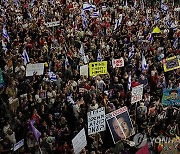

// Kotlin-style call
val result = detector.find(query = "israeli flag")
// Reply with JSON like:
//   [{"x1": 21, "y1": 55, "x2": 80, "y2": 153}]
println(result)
[
  {"x1": 2, "y1": 25, "x2": 10, "y2": 42},
  {"x1": 161, "y1": 3, "x2": 168, "y2": 13},
  {"x1": 81, "y1": 10, "x2": 88, "y2": 29},
  {"x1": 125, "y1": 0, "x2": 128, "y2": 7},
  {"x1": 134, "y1": 0, "x2": 137, "y2": 9},
  {"x1": 97, "y1": 49, "x2": 102, "y2": 61},
  {"x1": 173, "y1": 38, "x2": 178, "y2": 49},
  {"x1": 148, "y1": 33, "x2": 153, "y2": 43},
  {"x1": 30, "y1": 0, "x2": 34, "y2": 6},
  {"x1": 83, "y1": 2, "x2": 96, "y2": 11},
  {"x1": 22, "y1": 49, "x2": 30, "y2": 65},
  {"x1": 3, "y1": 0, "x2": 8, "y2": 6},
  {"x1": 128, "y1": 73, "x2": 131, "y2": 90},
  {"x1": 141, "y1": 0, "x2": 145, "y2": 10},
  {"x1": 145, "y1": 18, "x2": 149, "y2": 26},
  {"x1": 14, "y1": 0, "x2": 19, "y2": 7},
  {"x1": 114, "y1": 14, "x2": 122, "y2": 30},
  {"x1": 154, "y1": 12, "x2": 160, "y2": 23},
  {"x1": 128, "y1": 45, "x2": 135, "y2": 59},
  {"x1": 2, "y1": 40, "x2": 7, "y2": 54},
  {"x1": 65, "y1": 56, "x2": 69, "y2": 69},
  {"x1": 79, "y1": 43, "x2": 85, "y2": 57},
  {"x1": 90, "y1": 11, "x2": 99, "y2": 18},
  {"x1": 142, "y1": 53, "x2": 148, "y2": 71},
  {"x1": 48, "y1": 71, "x2": 57, "y2": 81}
]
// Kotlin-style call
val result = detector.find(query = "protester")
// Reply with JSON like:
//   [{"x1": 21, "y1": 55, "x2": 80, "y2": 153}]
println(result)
[{"x1": 0, "y1": 0, "x2": 179, "y2": 153}]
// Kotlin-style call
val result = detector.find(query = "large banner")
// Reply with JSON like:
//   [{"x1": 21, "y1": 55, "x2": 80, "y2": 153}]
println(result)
[
  {"x1": 106, "y1": 106, "x2": 135, "y2": 144},
  {"x1": 87, "y1": 107, "x2": 106, "y2": 135},
  {"x1": 72, "y1": 128, "x2": 87, "y2": 154},
  {"x1": 163, "y1": 56, "x2": 180, "y2": 72},
  {"x1": 112, "y1": 58, "x2": 124, "y2": 68},
  {"x1": 26, "y1": 63, "x2": 44, "y2": 76},
  {"x1": 80, "y1": 65, "x2": 88, "y2": 77},
  {"x1": 89, "y1": 61, "x2": 107, "y2": 76},
  {"x1": 131, "y1": 84, "x2": 143, "y2": 104},
  {"x1": 162, "y1": 89, "x2": 180, "y2": 106}
]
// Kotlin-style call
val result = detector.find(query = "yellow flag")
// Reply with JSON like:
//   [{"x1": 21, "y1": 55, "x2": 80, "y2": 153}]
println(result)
[{"x1": 152, "y1": 26, "x2": 161, "y2": 33}]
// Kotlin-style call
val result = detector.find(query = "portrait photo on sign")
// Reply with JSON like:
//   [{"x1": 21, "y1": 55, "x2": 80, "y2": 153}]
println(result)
[
  {"x1": 106, "y1": 117, "x2": 126, "y2": 144},
  {"x1": 115, "y1": 111, "x2": 135, "y2": 139}
]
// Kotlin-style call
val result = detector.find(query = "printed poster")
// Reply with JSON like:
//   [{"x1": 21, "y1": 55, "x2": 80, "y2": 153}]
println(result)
[
  {"x1": 80, "y1": 65, "x2": 88, "y2": 77},
  {"x1": 131, "y1": 84, "x2": 143, "y2": 104},
  {"x1": 162, "y1": 89, "x2": 180, "y2": 106},
  {"x1": 26, "y1": 63, "x2": 44, "y2": 76},
  {"x1": 89, "y1": 61, "x2": 107, "y2": 77},
  {"x1": 112, "y1": 58, "x2": 124, "y2": 68},
  {"x1": 106, "y1": 106, "x2": 135, "y2": 144},
  {"x1": 87, "y1": 107, "x2": 106, "y2": 135},
  {"x1": 163, "y1": 56, "x2": 180, "y2": 72},
  {"x1": 72, "y1": 128, "x2": 87, "y2": 154}
]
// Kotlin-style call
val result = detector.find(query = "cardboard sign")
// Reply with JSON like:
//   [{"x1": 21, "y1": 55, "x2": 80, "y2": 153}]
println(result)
[
  {"x1": 89, "y1": 61, "x2": 107, "y2": 77},
  {"x1": 162, "y1": 89, "x2": 180, "y2": 106},
  {"x1": 163, "y1": 56, "x2": 180, "y2": 72},
  {"x1": 72, "y1": 128, "x2": 87, "y2": 154},
  {"x1": 13, "y1": 139, "x2": 24, "y2": 151},
  {"x1": 26, "y1": 63, "x2": 44, "y2": 76},
  {"x1": 45, "y1": 21, "x2": 60, "y2": 27},
  {"x1": 106, "y1": 106, "x2": 135, "y2": 144},
  {"x1": 131, "y1": 84, "x2": 143, "y2": 104},
  {"x1": 87, "y1": 107, "x2": 106, "y2": 135},
  {"x1": 80, "y1": 65, "x2": 88, "y2": 77},
  {"x1": 112, "y1": 58, "x2": 124, "y2": 68}
]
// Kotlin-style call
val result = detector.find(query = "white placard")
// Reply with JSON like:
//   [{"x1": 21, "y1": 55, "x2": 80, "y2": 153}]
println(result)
[
  {"x1": 13, "y1": 139, "x2": 24, "y2": 151},
  {"x1": 112, "y1": 58, "x2": 124, "y2": 68},
  {"x1": 87, "y1": 107, "x2": 106, "y2": 135},
  {"x1": 80, "y1": 65, "x2": 88, "y2": 77},
  {"x1": 72, "y1": 128, "x2": 87, "y2": 154},
  {"x1": 131, "y1": 84, "x2": 143, "y2": 104},
  {"x1": 26, "y1": 63, "x2": 44, "y2": 76},
  {"x1": 45, "y1": 21, "x2": 60, "y2": 27}
]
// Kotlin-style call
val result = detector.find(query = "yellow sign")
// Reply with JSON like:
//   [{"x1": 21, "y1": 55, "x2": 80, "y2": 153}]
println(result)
[
  {"x1": 163, "y1": 56, "x2": 180, "y2": 72},
  {"x1": 152, "y1": 26, "x2": 161, "y2": 33},
  {"x1": 89, "y1": 61, "x2": 107, "y2": 76}
]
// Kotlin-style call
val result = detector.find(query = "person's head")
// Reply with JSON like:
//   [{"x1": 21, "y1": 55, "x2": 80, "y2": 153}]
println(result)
[
  {"x1": 112, "y1": 118, "x2": 126, "y2": 140},
  {"x1": 170, "y1": 90, "x2": 178, "y2": 100}
]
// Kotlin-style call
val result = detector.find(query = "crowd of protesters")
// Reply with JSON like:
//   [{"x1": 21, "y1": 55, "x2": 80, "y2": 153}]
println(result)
[{"x1": 0, "y1": 0, "x2": 180, "y2": 154}]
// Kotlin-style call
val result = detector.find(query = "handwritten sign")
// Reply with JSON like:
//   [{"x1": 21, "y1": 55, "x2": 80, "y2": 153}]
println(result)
[
  {"x1": 72, "y1": 128, "x2": 87, "y2": 154},
  {"x1": 87, "y1": 107, "x2": 106, "y2": 135},
  {"x1": 112, "y1": 58, "x2": 124, "y2": 68},
  {"x1": 89, "y1": 61, "x2": 107, "y2": 76},
  {"x1": 131, "y1": 84, "x2": 143, "y2": 104}
]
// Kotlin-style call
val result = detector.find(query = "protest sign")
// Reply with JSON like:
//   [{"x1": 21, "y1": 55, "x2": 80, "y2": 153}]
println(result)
[
  {"x1": 106, "y1": 106, "x2": 135, "y2": 144},
  {"x1": 162, "y1": 89, "x2": 180, "y2": 106},
  {"x1": 131, "y1": 84, "x2": 143, "y2": 104},
  {"x1": 112, "y1": 58, "x2": 124, "y2": 68},
  {"x1": 13, "y1": 139, "x2": 24, "y2": 151},
  {"x1": 72, "y1": 128, "x2": 87, "y2": 154},
  {"x1": 80, "y1": 65, "x2": 88, "y2": 77},
  {"x1": 45, "y1": 21, "x2": 60, "y2": 27},
  {"x1": 87, "y1": 107, "x2": 106, "y2": 135},
  {"x1": 163, "y1": 56, "x2": 180, "y2": 72},
  {"x1": 26, "y1": 63, "x2": 44, "y2": 76},
  {"x1": 89, "y1": 61, "x2": 107, "y2": 76}
]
